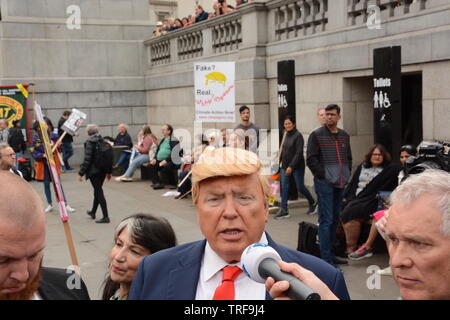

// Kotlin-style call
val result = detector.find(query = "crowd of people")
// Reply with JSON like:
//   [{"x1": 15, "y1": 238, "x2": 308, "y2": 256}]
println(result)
[
  {"x1": 0, "y1": 103, "x2": 449, "y2": 301},
  {"x1": 152, "y1": 0, "x2": 254, "y2": 38}
]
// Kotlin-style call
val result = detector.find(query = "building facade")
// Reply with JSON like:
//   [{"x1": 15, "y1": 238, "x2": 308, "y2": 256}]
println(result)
[
  {"x1": 1, "y1": 0, "x2": 449, "y2": 176},
  {"x1": 145, "y1": 0, "x2": 450, "y2": 183}
]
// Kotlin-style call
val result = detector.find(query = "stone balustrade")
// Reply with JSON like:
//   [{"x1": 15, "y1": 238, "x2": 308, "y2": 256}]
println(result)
[
  {"x1": 144, "y1": 0, "x2": 450, "y2": 66},
  {"x1": 271, "y1": 0, "x2": 329, "y2": 41},
  {"x1": 348, "y1": 0, "x2": 430, "y2": 26}
]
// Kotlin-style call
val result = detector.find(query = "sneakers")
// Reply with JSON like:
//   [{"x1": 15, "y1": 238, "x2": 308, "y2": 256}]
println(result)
[
  {"x1": 274, "y1": 209, "x2": 290, "y2": 220},
  {"x1": 45, "y1": 204, "x2": 53, "y2": 213},
  {"x1": 66, "y1": 205, "x2": 76, "y2": 213},
  {"x1": 96, "y1": 217, "x2": 110, "y2": 224},
  {"x1": 348, "y1": 245, "x2": 373, "y2": 261},
  {"x1": 306, "y1": 201, "x2": 318, "y2": 215},
  {"x1": 115, "y1": 176, "x2": 133, "y2": 182},
  {"x1": 377, "y1": 266, "x2": 392, "y2": 276}
]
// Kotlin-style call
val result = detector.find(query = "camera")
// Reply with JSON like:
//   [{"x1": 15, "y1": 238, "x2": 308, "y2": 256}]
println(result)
[{"x1": 404, "y1": 141, "x2": 450, "y2": 177}]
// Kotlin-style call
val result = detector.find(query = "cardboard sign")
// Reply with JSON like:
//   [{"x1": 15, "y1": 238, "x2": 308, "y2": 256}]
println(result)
[{"x1": 61, "y1": 108, "x2": 87, "y2": 135}]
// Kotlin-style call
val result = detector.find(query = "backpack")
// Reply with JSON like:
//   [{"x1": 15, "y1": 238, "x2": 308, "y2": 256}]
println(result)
[
  {"x1": 18, "y1": 158, "x2": 33, "y2": 181},
  {"x1": 94, "y1": 139, "x2": 113, "y2": 172},
  {"x1": 297, "y1": 221, "x2": 321, "y2": 258}
]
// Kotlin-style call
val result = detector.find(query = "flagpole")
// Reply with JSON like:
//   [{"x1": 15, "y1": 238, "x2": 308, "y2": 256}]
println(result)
[{"x1": 34, "y1": 102, "x2": 80, "y2": 269}]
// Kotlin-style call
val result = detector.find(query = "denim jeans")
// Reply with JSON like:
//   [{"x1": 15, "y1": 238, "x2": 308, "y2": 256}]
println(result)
[
  {"x1": 123, "y1": 154, "x2": 149, "y2": 178},
  {"x1": 43, "y1": 162, "x2": 67, "y2": 205},
  {"x1": 314, "y1": 178, "x2": 344, "y2": 264},
  {"x1": 61, "y1": 142, "x2": 74, "y2": 168},
  {"x1": 280, "y1": 168, "x2": 315, "y2": 211},
  {"x1": 116, "y1": 150, "x2": 131, "y2": 171}
]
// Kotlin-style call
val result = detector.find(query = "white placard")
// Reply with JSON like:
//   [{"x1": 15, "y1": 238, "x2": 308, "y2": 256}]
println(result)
[
  {"x1": 194, "y1": 62, "x2": 235, "y2": 123},
  {"x1": 61, "y1": 108, "x2": 87, "y2": 136}
]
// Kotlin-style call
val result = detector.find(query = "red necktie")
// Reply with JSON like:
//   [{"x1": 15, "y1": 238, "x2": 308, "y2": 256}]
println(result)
[{"x1": 212, "y1": 266, "x2": 242, "y2": 300}]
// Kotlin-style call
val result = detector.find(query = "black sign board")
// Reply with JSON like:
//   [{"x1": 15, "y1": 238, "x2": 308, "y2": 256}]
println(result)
[
  {"x1": 277, "y1": 60, "x2": 298, "y2": 200},
  {"x1": 277, "y1": 60, "x2": 296, "y2": 140},
  {"x1": 373, "y1": 46, "x2": 402, "y2": 160}
]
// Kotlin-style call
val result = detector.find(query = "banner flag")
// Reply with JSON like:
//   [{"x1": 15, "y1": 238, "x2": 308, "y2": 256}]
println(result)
[{"x1": 0, "y1": 84, "x2": 31, "y2": 142}]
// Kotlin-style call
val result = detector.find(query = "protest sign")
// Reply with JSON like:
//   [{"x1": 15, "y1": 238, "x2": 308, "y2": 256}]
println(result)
[{"x1": 194, "y1": 62, "x2": 235, "y2": 122}]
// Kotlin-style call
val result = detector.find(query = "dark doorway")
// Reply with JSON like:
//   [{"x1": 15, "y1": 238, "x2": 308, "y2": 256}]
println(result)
[{"x1": 401, "y1": 74, "x2": 423, "y2": 149}]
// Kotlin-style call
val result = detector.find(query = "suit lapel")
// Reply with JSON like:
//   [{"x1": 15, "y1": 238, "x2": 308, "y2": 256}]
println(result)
[{"x1": 167, "y1": 240, "x2": 206, "y2": 300}]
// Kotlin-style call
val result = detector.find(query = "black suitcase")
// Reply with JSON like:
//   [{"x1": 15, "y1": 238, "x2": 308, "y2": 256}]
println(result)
[
  {"x1": 297, "y1": 221, "x2": 349, "y2": 258},
  {"x1": 297, "y1": 221, "x2": 321, "y2": 258},
  {"x1": 18, "y1": 158, "x2": 33, "y2": 181}
]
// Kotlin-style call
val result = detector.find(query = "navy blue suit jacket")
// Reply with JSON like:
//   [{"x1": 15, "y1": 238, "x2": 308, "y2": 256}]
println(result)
[{"x1": 129, "y1": 233, "x2": 350, "y2": 300}]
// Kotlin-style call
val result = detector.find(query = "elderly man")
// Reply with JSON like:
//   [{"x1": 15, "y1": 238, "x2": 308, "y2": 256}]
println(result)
[
  {"x1": 268, "y1": 169, "x2": 450, "y2": 300},
  {"x1": 129, "y1": 147, "x2": 349, "y2": 300},
  {"x1": 0, "y1": 171, "x2": 90, "y2": 300},
  {"x1": 0, "y1": 143, "x2": 22, "y2": 177}
]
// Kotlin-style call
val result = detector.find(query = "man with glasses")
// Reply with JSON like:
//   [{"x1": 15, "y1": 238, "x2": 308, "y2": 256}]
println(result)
[
  {"x1": 307, "y1": 104, "x2": 352, "y2": 268},
  {"x1": 0, "y1": 143, "x2": 22, "y2": 178}
]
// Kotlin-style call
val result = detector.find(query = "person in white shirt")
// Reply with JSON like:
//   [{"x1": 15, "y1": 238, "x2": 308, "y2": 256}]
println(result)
[{"x1": 129, "y1": 147, "x2": 350, "y2": 300}]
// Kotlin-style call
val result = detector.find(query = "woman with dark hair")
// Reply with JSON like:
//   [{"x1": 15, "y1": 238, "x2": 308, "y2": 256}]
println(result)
[
  {"x1": 341, "y1": 144, "x2": 401, "y2": 257},
  {"x1": 30, "y1": 118, "x2": 75, "y2": 213},
  {"x1": 116, "y1": 125, "x2": 158, "y2": 182},
  {"x1": 346, "y1": 144, "x2": 417, "y2": 265},
  {"x1": 275, "y1": 115, "x2": 316, "y2": 219},
  {"x1": 101, "y1": 213, "x2": 177, "y2": 300}
]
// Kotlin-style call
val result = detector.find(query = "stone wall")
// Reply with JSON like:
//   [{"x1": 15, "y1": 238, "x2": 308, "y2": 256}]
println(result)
[{"x1": 0, "y1": 0, "x2": 152, "y2": 164}]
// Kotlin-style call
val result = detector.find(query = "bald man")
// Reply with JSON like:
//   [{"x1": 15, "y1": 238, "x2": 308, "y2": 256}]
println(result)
[{"x1": 0, "y1": 172, "x2": 90, "y2": 300}]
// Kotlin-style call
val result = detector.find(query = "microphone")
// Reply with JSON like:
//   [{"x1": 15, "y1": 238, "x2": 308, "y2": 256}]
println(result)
[{"x1": 241, "y1": 243, "x2": 321, "y2": 300}]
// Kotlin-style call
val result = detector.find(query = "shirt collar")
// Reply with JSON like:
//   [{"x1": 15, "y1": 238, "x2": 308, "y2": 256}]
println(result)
[{"x1": 202, "y1": 232, "x2": 268, "y2": 282}]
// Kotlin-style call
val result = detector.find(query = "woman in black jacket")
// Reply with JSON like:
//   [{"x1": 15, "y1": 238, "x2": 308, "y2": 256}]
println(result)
[
  {"x1": 78, "y1": 124, "x2": 112, "y2": 223},
  {"x1": 275, "y1": 115, "x2": 316, "y2": 219},
  {"x1": 341, "y1": 144, "x2": 401, "y2": 256}
]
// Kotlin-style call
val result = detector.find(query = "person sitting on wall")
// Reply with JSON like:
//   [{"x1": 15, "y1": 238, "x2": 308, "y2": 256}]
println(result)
[
  {"x1": 176, "y1": 134, "x2": 209, "y2": 199},
  {"x1": 341, "y1": 144, "x2": 401, "y2": 257},
  {"x1": 347, "y1": 145, "x2": 417, "y2": 270},
  {"x1": 149, "y1": 124, "x2": 183, "y2": 190},
  {"x1": 195, "y1": 5, "x2": 209, "y2": 22},
  {"x1": 115, "y1": 125, "x2": 158, "y2": 182},
  {"x1": 113, "y1": 124, "x2": 134, "y2": 172},
  {"x1": 213, "y1": 0, "x2": 235, "y2": 16}
]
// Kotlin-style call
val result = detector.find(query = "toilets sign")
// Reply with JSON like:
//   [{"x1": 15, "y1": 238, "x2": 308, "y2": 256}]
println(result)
[
  {"x1": 194, "y1": 62, "x2": 235, "y2": 123},
  {"x1": 373, "y1": 78, "x2": 392, "y2": 111}
]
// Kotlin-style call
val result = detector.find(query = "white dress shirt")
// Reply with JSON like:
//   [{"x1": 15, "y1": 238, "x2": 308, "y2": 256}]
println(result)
[{"x1": 195, "y1": 233, "x2": 268, "y2": 300}]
